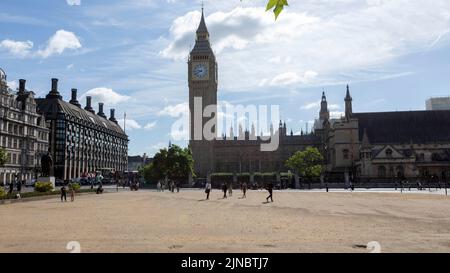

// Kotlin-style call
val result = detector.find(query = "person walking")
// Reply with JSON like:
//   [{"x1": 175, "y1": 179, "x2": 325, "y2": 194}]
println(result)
[
  {"x1": 9, "y1": 179, "x2": 14, "y2": 195},
  {"x1": 205, "y1": 181, "x2": 212, "y2": 200},
  {"x1": 17, "y1": 179, "x2": 22, "y2": 193},
  {"x1": 222, "y1": 182, "x2": 228, "y2": 199},
  {"x1": 157, "y1": 181, "x2": 161, "y2": 192},
  {"x1": 265, "y1": 182, "x2": 273, "y2": 203},
  {"x1": 228, "y1": 182, "x2": 233, "y2": 197},
  {"x1": 176, "y1": 182, "x2": 180, "y2": 193},
  {"x1": 69, "y1": 184, "x2": 75, "y2": 202},
  {"x1": 242, "y1": 182, "x2": 247, "y2": 198},
  {"x1": 61, "y1": 186, "x2": 67, "y2": 202}
]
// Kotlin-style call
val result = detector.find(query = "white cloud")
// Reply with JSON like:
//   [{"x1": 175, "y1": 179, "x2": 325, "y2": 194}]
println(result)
[
  {"x1": 157, "y1": 102, "x2": 188, "y2": 117},
  {"x1": 117, "y1": 119, "x2": 141, "y2": 130},
  {"x1": 7, "y1": 80, "x2": 18, "y2": 90},
  {"x1": 37, "y1": 30, "x2": 82, "y2": 58},
  {"x1": 301, "y1": 101, "x2": 320, "y2": 110},
  {"x1": 0, "y1": 39, "x2": 33, "y2": 57},
  {"x1": 301, "y1": 100, "x2": 341, "y2": 110},
  {"x1": 270, "y1": 71, "x2": 318, "y2": 86},
  {"x1": 67, "y1": 0, "x2": 81, "y2": 6},
  {"x1": 1, "y1": 30, "x2": 81, "y2": 59},
  {"x1": 162, "y1": 3, "x2": 450, "y2": 89},
  {"x1": 81, "y1": 87, "x2": 130, "y2": 106},
  {"x1": 144, "y1": 121, "x2": 157, "y2": 130}
]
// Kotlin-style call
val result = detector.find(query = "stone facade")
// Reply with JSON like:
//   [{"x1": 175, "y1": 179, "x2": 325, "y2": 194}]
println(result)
[
  {"x1": 321, "y1": 87, "x2": 450, "y2": 184},
  {"x1": 0, "y1": 69, "x2": 50, "y2": 185},
  {"x1": 36, "y1": 79, "x2": 128, "y2": 181}
]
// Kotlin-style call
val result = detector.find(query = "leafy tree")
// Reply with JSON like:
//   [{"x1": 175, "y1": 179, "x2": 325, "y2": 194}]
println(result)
[
  {"x1": 285, "y1": 146, "x2": 323, "y2": 182},
  {"x1": 142, "y1": 145, "x2": 194, "y2": 184},
  {"x1": 0, "y1": 147, "x2": 7, "y2": 167}
]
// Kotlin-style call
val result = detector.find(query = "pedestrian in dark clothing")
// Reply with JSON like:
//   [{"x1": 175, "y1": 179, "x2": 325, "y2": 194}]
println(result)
[
  {"x1": 222, "y1": 183, "x2": 227, "y2": 198},
  {"x1": 96, "y1": 184, "x2": 103, "y2": 194},
  {"x1": 17, "y1": 180, "x2": 22, "y2": 193},
  {"x1": 9, "y1": 180, "x2": 13, "y2": 194},
  {"x1": 266, "y1": 183, "x2": 273, "y2": 202},
  {"x1": 326, "y1": 182, "x2": 329, "y2": 192},
  {"x1": 242, "y1": 182, "x2": 247, "y2": 198},
  {"x1": 61, "y1": 186, "x2": 67, "y2": 202},
  {"x1": 176, "y1": 182, "x2": 180, "y2": 193}
]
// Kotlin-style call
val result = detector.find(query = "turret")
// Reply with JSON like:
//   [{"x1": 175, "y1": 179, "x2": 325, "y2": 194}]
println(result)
[
  {"x1": 345, "y1": 85, "x2": 353, "y2": 120},
  {"x1": 320, "y1": 91, "x2": 330, "y2": 120}
]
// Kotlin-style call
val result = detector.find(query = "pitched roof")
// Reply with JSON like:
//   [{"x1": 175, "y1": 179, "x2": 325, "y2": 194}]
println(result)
[
  {"x1": 36, "y1": 98, "x2": 127, "y2": 138},
  {"x1": 354, "y1": 110, "x2": 450, "y2": 144},
  {"x1": 196, "y1": 10, "x2": 208, "y2": 34}
]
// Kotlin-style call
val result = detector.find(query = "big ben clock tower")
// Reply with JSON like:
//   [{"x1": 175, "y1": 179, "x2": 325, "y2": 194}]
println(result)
[{"x1": 189, "y1": 8, "x2": 218, "y2": 179}]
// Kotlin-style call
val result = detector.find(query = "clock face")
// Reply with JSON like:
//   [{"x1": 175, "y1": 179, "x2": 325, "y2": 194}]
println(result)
[{"x1": 193, "y1": 64, "x2": 208, "y2": 79}]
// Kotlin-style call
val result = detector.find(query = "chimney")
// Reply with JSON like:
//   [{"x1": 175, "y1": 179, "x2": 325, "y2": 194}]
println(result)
[
  {"x1": 97, "y1": 102, "x2": 107, "y2": 118},
  {"x1": 18, "y1": 79, "x2": 26, "y2": 94},
  {"x1": 69, "y1": 88, "x2": 81, "y2": 108},
  {"x1": 84, "y1": 96, "x2": 95, "y2": 114},
  {"x1": 45, "y1": 78, "x2": 62, "y2": 99},
  {"x1": 109, "y1": 108, "x2": 117, "y2": 123}
]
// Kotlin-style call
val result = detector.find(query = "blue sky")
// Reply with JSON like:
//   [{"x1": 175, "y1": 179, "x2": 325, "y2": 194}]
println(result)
[{"x1": 1, "y1": 0, "x2": 450, "y2": 156}]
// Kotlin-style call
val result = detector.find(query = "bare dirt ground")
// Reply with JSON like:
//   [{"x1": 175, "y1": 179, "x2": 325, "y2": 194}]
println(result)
[{"x1": 1, "y1": 189, "x2": 449, "y2": 253}]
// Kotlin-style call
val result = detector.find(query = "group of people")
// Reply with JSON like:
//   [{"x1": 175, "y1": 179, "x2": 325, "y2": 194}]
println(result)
[
  {"x1": 60, "y1": 183, "x2": 76, "y2": 202},
  {"x1": 205, "y1": 181, "x2": 274, "y2": 202},
  {"x1": 156, "y1": 181, "x2": 180, "y2": 193},
  {"x1": 6, "y1": 176, "x2": 23, "y2": 195}
]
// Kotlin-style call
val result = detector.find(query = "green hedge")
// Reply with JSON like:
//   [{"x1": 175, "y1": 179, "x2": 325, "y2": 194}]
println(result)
[
  {"x1": 0, "y1": 186, "x2": 5, "y2": 197},
  {"x1": 69, "y1": 182, "x2": 81, "y2": 191},
  {"x1": 35, "y1": 182, "x2": 54, "y2": 193}
]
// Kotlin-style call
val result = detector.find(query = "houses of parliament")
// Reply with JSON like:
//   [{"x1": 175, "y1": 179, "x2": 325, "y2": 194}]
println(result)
[{"x1": 188, "y1": 10, "x2": 450, "y2": 185}]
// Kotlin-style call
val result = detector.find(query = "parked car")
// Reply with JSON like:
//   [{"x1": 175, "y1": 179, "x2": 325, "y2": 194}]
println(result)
[{"x1": 25, "y1": 179, "x2": 37, "y2": 187}]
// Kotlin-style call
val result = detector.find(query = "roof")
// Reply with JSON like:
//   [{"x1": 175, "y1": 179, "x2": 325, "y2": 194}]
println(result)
[
  {"x1": 196, "y1": 10, "x2": 208, "y2": 34},
  {"x1": 191, "y1": 10, "x2": 213, "y2": 55},
  {"x1": 354, "y1": 110, "x2": 450, "y2": 144},
  {"x1": 36, "y1": 97, "x2": 127, "y2": 138}
]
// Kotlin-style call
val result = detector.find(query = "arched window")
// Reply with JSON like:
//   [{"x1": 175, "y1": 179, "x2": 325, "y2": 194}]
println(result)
[
  {"x1": 396, "y1": 165, "x2": 404, "y2": 177},
  {"x1": 389, "y1": 166, "x2": 394, "y2": 177},
  {"x1": 378, "y1": 166, "x2": 386, "y2": 178}
]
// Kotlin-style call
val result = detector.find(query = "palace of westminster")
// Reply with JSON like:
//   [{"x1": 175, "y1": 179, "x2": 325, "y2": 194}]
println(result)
[
  {"x1": 1, "y1": 9, "x2": 450, "y2": 186},
  {"x1": 188, "y1": 10, "x2": 450, "y2": 185}
]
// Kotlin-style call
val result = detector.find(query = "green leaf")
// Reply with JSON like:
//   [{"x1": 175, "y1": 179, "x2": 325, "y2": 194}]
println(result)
[
  {"x1": 266, "y1": 0, "x2": 278, "y2": 11},
  {"x1": 273, "y1": 4, "x2": 284, "y2": 20}
]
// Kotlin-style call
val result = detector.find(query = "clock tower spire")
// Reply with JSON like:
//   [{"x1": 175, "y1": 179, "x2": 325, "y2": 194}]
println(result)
[{"x1": 189, "y1": 7, "x2": 218, "y2": 179}]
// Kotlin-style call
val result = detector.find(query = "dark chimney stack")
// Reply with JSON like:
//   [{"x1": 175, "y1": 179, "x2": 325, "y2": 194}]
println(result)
[
  {"x1": 46, "y1": 78, "x2": 62, "y2": 99},
  {"x1": 51, "y1": 78, "x2": 58, "y2": 92},
  {"x1": 97, "y1": 102, "x2": 107, "y2": 118},
  {"x1": 84, "y1": 96, "x2": 95, "y2": 114},
  {"x1": 69, "y1": 88, "x2": 81, "y2": 108},
  {"x1": 18, "y1": 79, "x2": 26, "y2": 94},
  {"x1": 109, "y1": 109, "x2": 117, "y2": 123}
]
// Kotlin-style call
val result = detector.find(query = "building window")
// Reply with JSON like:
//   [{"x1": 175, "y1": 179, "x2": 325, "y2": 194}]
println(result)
[
  {"x1": 396, "y1": 166, "x2": 404, "y2": 177},
  {"x1": 343, "y1": 149, "x2": 349, "y2": 160},
  {"x1": 385, "y1": 148, "x2": 393, "y2": 158},
  {"x1": 378, "y1": 166, "x2": 386, "y2": 178}
]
